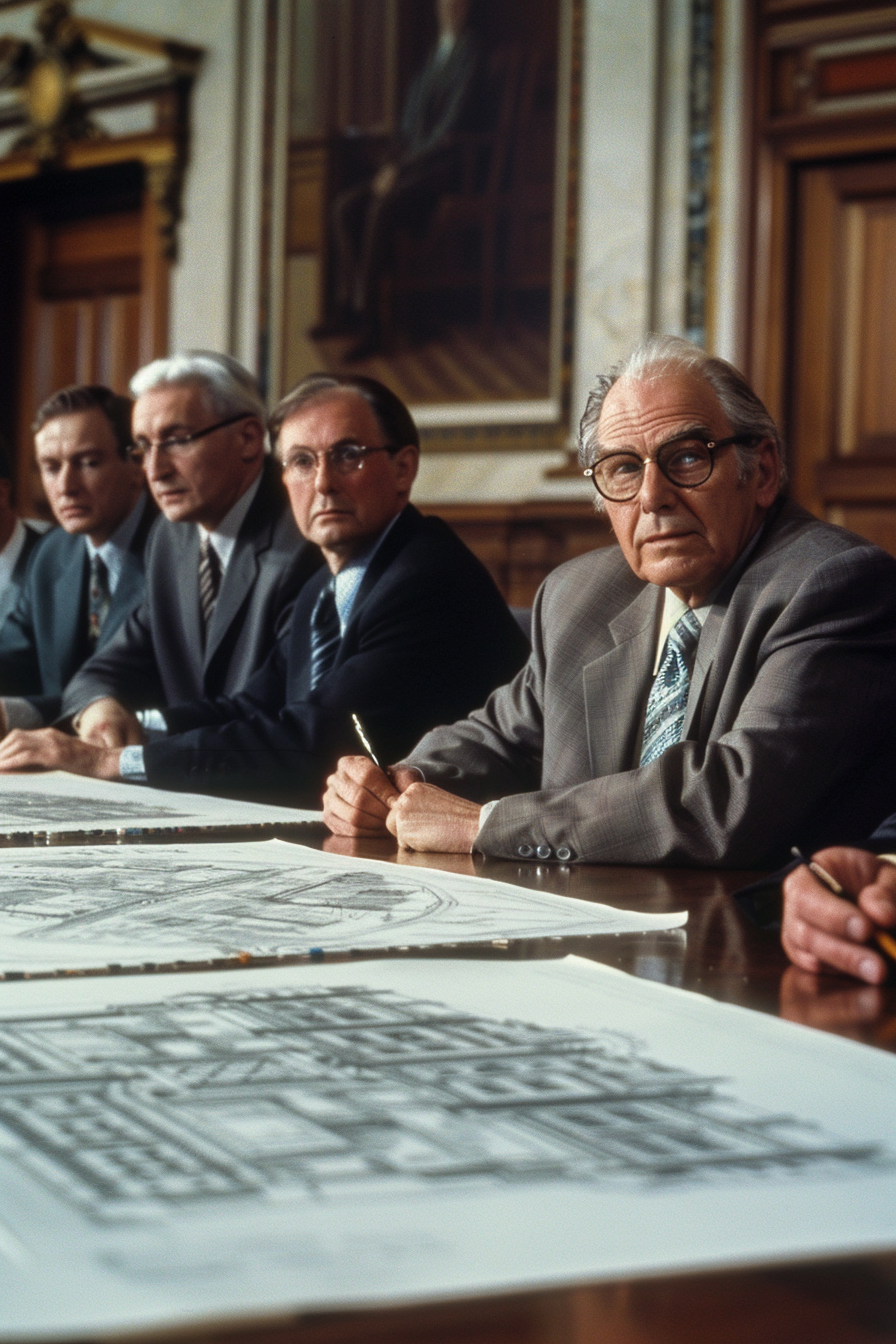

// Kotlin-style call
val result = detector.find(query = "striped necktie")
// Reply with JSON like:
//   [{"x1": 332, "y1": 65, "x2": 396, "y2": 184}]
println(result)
[
  {"x1": 87, "y1": 553, "x2": 111, "y2": 646},
  {"x1": 640, "y1": 608, "x2": 702, "y2": 766},
  {"x1": 198, "y1": 535, "x2": 222, "y2": 636},
  {"x1": 309, "y1": 580, "x2": 342, "y2": 690}
]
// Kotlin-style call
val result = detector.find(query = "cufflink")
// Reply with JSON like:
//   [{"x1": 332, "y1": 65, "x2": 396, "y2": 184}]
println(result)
[
  {"x1": 516, "y1": 843, "x2": 534, "y2": 858},
  {"x1": 555, "y1": 846, "x2": 573, "y2": 862},
  {"x1": 535, "y1": 844, "x2": 552, "y2": 860}
]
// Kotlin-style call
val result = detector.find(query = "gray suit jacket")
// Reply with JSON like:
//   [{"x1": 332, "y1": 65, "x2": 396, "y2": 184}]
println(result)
[
  {"x1": 61, "y1": 459, "x2": 322, "y2": 715},
  {"x1": 406, "y1": 501, "x2": 896, "y2": 868},
  {"x1": 0, "y1": 523, "x2": 42, "y2": 631}
]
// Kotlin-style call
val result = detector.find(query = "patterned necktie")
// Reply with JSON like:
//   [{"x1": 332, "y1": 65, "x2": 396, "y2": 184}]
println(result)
[
  {"x1": 309, "y1": 580, "x2": 342, "y2": 690},
  {"x1": 640, "y1": 608, "x2": 702, "y2": 766},
  {"x1": 198, "y1": 535, "x2": 222, "y2": 636},
  {"x1": 87, "y1": 553, "x2": 111, "y2": 646}
]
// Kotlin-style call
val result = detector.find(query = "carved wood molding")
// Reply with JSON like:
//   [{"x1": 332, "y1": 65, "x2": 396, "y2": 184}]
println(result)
[{"x1": 0, "y1": 1, "x2": 201, "y2": 260}]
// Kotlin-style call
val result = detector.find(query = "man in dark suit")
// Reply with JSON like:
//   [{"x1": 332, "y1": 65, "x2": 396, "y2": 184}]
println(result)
[
  {"x1": 323, "y1": 337, "x2": 896, "y2": 866},
  {"x1": 0, "y1": 435, "x2": 43, "y2": 631},
  {"x1": 0, "y1": 385, "x2": 151, "y2": 728},
  {"x1": 316, "y1": 0, "x2": 483, "y2": 358},
  {"x1": 58, "y1": 352, "x2": 321, "y2": 748},
  {"x1": 0, "y1": 374, "x2": 528, "y2": 804}
]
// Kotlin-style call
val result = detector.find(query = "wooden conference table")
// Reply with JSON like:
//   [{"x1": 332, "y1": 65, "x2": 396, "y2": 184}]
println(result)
[{"x1": 41, "y1": 830, "x2": 896, "y2": 1344}]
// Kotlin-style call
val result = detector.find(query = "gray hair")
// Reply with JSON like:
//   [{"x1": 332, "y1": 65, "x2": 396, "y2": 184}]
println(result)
[
  {"x1": 129, "y1": 351, "x2": 267, "y2": 423},
  {"x1": 578, "y1": 334, "x2": 787, "y2": 500}
]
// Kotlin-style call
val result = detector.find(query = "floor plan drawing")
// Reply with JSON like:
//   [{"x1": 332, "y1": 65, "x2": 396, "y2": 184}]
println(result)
[
  {"x1": 0, "y1": 771, "x2": 322, "y2": 835},
  {"x1": 0, "y1": 840, "x2": 687, "y2": 971},
  {"x1": 0, "y1": 982, "x2": 882, "y2": 1226},
  {"x1": 0, "y1": 957, "x2": 894, "y2": 1338}
]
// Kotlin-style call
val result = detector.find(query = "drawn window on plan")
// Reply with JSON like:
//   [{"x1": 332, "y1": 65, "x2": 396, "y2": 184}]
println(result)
[{"x1": 0, "y1": 984, "x2": 885, "y2": 1225}]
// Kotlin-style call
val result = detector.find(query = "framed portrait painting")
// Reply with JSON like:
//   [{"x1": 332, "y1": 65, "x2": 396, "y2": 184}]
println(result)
[{"x1": 271, "y1": 0, "x2": 580, "y2": 454}]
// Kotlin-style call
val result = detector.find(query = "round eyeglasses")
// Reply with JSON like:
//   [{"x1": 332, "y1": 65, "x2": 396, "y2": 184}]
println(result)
[
  {"x1": 281, "y1": 443, "x2": 395, "y2": 478},
  {"x1": 583, "y1": 434, "x2": 757, "y2": 502}
]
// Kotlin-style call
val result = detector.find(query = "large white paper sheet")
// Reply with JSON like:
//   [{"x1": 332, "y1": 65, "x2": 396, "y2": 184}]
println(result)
[
  {"x1": 0, "y1": 839, "x2": 685, "y2": 971},
  {"x1": 0, "y1": 955, "x2": 894, "y2": 1339},
  {"x1": 0, "y1": 771, "x2": 322, "y2": 836}
]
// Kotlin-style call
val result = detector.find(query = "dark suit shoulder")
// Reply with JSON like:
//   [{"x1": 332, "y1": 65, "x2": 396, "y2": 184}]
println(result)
[{"x1": 25, "y1": 526, "x2": 85, "y2": 581}]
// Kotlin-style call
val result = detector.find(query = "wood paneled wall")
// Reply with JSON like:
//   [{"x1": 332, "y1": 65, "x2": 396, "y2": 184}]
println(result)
[
  {"x1": 419, "y1": 502, "x2": 614, "y2": 606},
  {"x1": 750, "y1": 0, "x2": 896, "y2": 556}
]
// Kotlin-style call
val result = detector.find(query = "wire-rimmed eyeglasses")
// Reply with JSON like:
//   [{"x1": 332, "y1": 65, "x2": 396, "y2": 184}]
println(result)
[
  {"x1": 281, "y1": 443, "x2": 396, "y2": 478},
  {"x1": 583, "y1": 434, "x2": 757, "y2": 502},
  {"x1": 128, "y1": 412, "x2": 253, "y2": 464}
]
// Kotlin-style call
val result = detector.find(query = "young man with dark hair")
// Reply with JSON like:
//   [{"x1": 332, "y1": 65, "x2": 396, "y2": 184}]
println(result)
[{"x1": 0, "y1": 384, "x2": 152, "y2": 727}]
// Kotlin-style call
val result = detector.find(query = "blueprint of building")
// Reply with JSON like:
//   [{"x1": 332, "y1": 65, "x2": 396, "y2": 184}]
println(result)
[
  {"x1": 0, "y1": 839, "x2": 686, "y2": 972},
  {"x1": 0, "y1": 771, "x2": 322, "y2": 835},
  {"x1": 0, "y1": 955, "x2": 894, "y2": 1338}
]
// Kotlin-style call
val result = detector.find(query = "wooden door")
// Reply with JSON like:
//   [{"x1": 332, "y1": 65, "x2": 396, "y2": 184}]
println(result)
[
  {"x1": 13, "y1": 174, "x2": 168, "y2": 518},
  {"x1": 789, "y1": 155, "x2": 896, "y2": 552}
]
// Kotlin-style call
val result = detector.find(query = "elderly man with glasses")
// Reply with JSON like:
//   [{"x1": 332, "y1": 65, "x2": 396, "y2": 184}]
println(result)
[
  {"x1": 27, "y1": 352, "x2": 322, "y2": 752},
  {"x1": 323, "y1": 335, "x2": 896, "y2": 868},
  {"x1": 0, "y1": 372, "x2": 527, "y2": 803}
]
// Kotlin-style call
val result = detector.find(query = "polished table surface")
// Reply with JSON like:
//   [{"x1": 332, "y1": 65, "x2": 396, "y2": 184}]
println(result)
[{"x1": 41, "y1": 831, "x2": 896, "y2": 1342}]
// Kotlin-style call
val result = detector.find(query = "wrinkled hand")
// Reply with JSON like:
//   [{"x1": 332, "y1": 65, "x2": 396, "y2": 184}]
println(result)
[
  {"x1": 323, "y1": 756, "x2": 420, "y2": 837},
  {"x1": 386, "y1": 782, "x2": 481, "y2": 853},
  {"x1": 782, "y1": 847, "x2": 896, "y2": 984},
  {"x1": 75, "y1": 697, "x2": 143, "y2": 748},
  {"x1": 0, "y1": 727, "x2": 122, "y2": 779}
]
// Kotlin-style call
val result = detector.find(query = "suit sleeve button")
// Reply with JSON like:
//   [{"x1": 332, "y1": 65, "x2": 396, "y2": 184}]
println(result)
[
  {"x1": 556, "y1": 846, "x2": 573, "y2": 861},
  {"x1": 517, "y1": 843, "x2": 534, "y2": 858},
  {"x1": 535, "y1": 844, "x2": 552, "y2": 860}
]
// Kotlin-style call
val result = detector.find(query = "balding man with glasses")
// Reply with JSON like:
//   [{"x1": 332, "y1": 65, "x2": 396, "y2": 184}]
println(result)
[
  {"x1": 0, "y1": 373, "x2": 526, "y2": 803},
  {"x1": 55, "y1": 351, "x2": 322, "y2": 749},
  {"x1": 323, "y1": 335, "x2": 896, "y2": 868}
]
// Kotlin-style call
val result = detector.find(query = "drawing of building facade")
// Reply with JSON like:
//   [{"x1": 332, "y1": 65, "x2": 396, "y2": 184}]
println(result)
[{"x1": 0, "y1": 986, "x2": 882, "y2": 1223}]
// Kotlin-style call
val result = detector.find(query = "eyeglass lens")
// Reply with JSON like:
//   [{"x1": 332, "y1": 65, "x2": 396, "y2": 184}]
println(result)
[{"x1": 589, "y1": 437, "x2": 717, "y2": 499}]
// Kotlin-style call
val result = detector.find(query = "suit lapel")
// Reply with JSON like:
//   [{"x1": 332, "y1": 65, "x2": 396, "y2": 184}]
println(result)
[
  {"x1": 681, "y1": 607, "x2": 721, "y2": 739},
  {"x1": 583, "y1": 584, "x2": 661, "y2": 776},
  {"x1": 203, "y1": 467, "x2": 276, "y2": 668},
  {"x1": 53, "y1": 542, "x2": 89, "y2": 677},
  {"x1": 338, "y1": 506, "x2": 419, "y2": 647}
]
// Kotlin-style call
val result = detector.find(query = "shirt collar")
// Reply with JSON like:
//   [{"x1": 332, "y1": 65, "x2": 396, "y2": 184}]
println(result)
[
  {"x1": 651, "y1": 518, "x2": 767, "y2": 675},
  {"x1": 332, "y1": 508, "x2": 405, "y2": 632},
  {"x1": 84, "y1": 493, "x2": 147, "y2": 593},
  {"x1": 197, "y1": 470, "x2": 263, "y2": 574},
  {"x1": 0, "y1": 519, "x2": 26, "y2": 592}
]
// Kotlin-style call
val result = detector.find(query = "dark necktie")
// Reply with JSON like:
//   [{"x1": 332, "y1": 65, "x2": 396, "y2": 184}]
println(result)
[
  {"x1": 640, "y1": 608, "x2": 702, "y2": 766},
  {"x1": 198, "y1": 536, "x2": 222, "y2": 636},
  {"x1": 87, "y1": 553, "x2": 111, "y2": 646},
  {"x1": 309, "y1": 580, "x2": 342, "y2": 690}
]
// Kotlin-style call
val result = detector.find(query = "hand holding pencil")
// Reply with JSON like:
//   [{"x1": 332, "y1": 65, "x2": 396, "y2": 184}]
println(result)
[{"x1": 783, "y1": 846, "x2": 896, "y2": 984}]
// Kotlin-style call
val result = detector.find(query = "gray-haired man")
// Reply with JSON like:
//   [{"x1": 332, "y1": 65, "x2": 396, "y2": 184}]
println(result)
[
  {"x1": 324, "y1": 335, "x2": 896, "y2": 868},
  {"x1": 59, "y1": 351, "x2": 321, "y2": 749}
]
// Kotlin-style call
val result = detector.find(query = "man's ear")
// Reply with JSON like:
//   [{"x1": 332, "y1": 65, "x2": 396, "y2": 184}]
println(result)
[
  {"x1": 754, "y1": 438, "x2": 781, "y2": 508},
  {"x1": 393, "y1": 444, "x2": 420, "y2": 493},
  {"x1": 238, "y1": 417, "x2": 266, "y2": 462}
]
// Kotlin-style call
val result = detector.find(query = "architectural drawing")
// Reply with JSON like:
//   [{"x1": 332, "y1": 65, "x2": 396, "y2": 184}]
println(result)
[
  {"x1": 0, "y1": 841, "x2": 687, "y2": 970},
  {"x1": 0, "y1": 791, "x2": 184, "y2": 827},
  {"x1": 0, "y1": 958, "x2": 895, "y2": 1338},
  {"x1": 0, "y1": 772, "x2": 321, "y2": 835},
  {"x1": 0, "y1": 983, "x2": 882, "y2": 1225}
]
